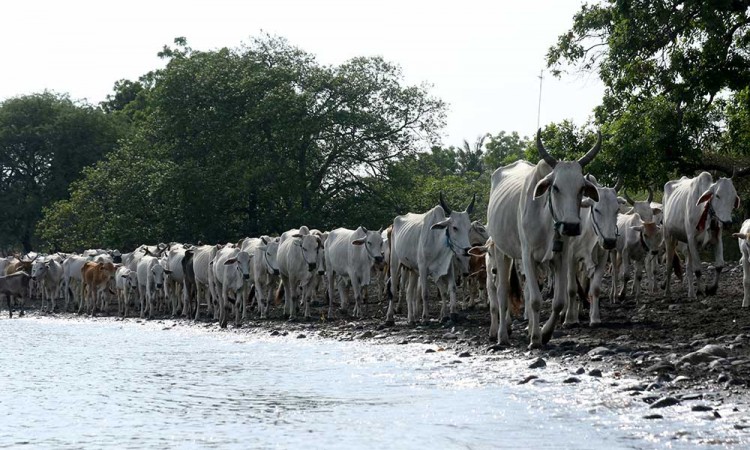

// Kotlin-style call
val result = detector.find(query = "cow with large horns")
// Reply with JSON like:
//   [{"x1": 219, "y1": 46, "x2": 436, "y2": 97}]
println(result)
[
  {"x1": 386, "y1": 192, "x2": 475, "y2": 325},
  {"x1": 481, "y1": 129, "x2": 601, "y2": 348}
]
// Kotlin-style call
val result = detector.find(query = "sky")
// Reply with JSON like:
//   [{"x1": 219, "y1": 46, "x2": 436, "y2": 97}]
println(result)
[{"x1": 1, "y1": 0, "x2": 604, "y2": 147}]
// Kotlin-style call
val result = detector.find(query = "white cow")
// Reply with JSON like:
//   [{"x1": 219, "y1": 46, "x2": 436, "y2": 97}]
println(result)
[
  {"x1": 484, "y1": 130, "x2": 601, "y2": 348},
  {"x1": 136, "y1": 255, "x2": 170, "y2": 319},
  {"x1": 622, "y1": 188, "x2": 665, "y2": 294},
  {"x1": 732, "y1": 219, "x2": 750, "y2": 308},
  {"x1": 565, "y1": 175, "x2": 623, "y2": 326},
  {"x1": 115, "y1": 266, "x2": 138, "y2": 317},
  {"x1": 243, "y1": 236, "x2": 280, "y2": 319},
  {"x1": 190, "y1": 245, "x2": 220, "y2": 320},
  {"x1": 611, "y1": 213, "x2": 662, "y2": 303},
  {"x1": 325, "y1": 226, "x2": 385, "y2": 319},
  {"x1": 62, "y1": 255, "x2": 89, "y2": 312},
  {"x1": 386, "y1": 193, "x2": 475, "y2": 325},
  {"x1": 663, "y1": 173, "x2": 739, "y2": 298},
  {"x1": 277, "y1": 231, "x2": 324, "y2": 320},
  {"x1": 31, "y1": 256, "x2": 64, "y2": 313},
  {"x1": 212, "y1": 244, "x2": 251, "y2": 328},
  {"x1": 164, "y1": 244, "x2": 189, "y2": 316}
]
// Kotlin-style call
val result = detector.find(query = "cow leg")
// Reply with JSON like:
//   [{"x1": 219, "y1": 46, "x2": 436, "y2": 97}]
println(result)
[
  {"x1": 664, "y1": 237, "x2": 676, "y2": 298},
  {"x1": 687, "y1": 236, "x2": 702, "y2": 298},
  {"x1": 563, "y1": 260, "x2": 579, "y2": 327},
  {"x1": 417, "y1": 267, "x2": 430, "y2": 324},
  {"x1": 706, "y1": 231, "x2": 724, "y2": 296},
  {"x1": 743, "y1": 251, "x2": 750, "y2": 308},
  {"x1": 6, "y1": 294, "x2": 11, "y2": 318},
  {"x1": 494, "y1": 255, "x2": 513, "y2": 344},
  {"x1": 633, "y1": 259, "x2": 644, "y2": 303},
  {"x1": 618, "y1": 249, "x2": 630, "y2": 301},
  {"x1": 385, "y1": 261, "x2": 402, "y2": 325},
  {"x1": 219, "y1": 286, "x2": 228, "y2": 328},
  {"x1": 520, "y1": 254, "x2": 543, "y2": 348},
  {"x1": 589, "y1": 250, "x2": 607, "y2": 326},
  {"x1": 352, "y1": 276, "x2": 366, "y2": 319},
  {"x1": 541, "y1": 249, "x2": 569, "y2": 346}
]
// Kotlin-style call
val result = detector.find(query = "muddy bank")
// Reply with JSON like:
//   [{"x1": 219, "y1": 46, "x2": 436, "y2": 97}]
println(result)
[{"x1": 9, "y1": 259, "x2": 750, "y2": 430}]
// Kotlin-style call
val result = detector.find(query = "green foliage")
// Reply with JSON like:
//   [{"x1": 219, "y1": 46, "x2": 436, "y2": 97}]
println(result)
[
  {"x1": 0, "y1": 92, "x2": 123, "y2": 251},
  {"x1": 548, "y1": 0, "x2": 750, "y2": 185}
]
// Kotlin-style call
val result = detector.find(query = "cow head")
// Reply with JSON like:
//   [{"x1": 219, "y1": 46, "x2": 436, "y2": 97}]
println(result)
[
  {"x1": 534, "y1": 130, "x2": 601, "y2": 236},
  {"x1": 582, "y1": 176, "x2": 623, "y2": 251},
  {"x1": 632, "y1": 221, "x2": 662, "y2": 255},
  {"x1": 432, "y1": 193, "x2": 476, "y2": 277},
  {"x1": 697, "y1": 177, "x2": 739, "y2": 227},
  {"x1": 468, "y1": 221, "x2": 489, "y2": 247},
  {"x1": 293, "y1": 234, "x2": 322, "y2": 273},
  {"x1": 151, "y1": 263, "x2": 167, "y2": 289},
  {"x1": 623, "y1": 187, "x2": 661, "y2": 222},
  {"x1": 260, "y1": 238, "x2": 280, "y2": 276},
  {"x1": 224, "y1": 250, "x2": 252, "y2": 280},
  {"x1": 352, "y1": 226, "x2": 385, "y2": 265}
]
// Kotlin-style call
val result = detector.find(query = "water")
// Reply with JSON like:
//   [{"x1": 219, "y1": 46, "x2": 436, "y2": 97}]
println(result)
[{"x1": 0, "y1": 317, "x2": 746, "y2": 449}]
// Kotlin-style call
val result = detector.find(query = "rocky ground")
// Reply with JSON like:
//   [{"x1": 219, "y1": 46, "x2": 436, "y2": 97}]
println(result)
[{"x1": 10, "y1": 260, "x2": 750, "y2": 427}]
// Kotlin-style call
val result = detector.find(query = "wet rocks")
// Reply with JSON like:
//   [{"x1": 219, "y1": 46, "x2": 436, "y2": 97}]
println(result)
[
  {"x1": 518, "y1": 375, "x2": 538, "y2": 385},
  {"x1": 425, "y1": 348, "x2": 436, "y2": 354},
  {"x1": 457, "y1": 351, "x2": 471, "y2": 358},
  {"x1": 691, "y1": 404, "x2": 713, "y2": 412},
  {"x1": 649, "y1": 396, "x2": 681, "y2": 409},
  {"x1": 587, "y1": 346, "x2": 614, "y2": 358},
  {"x1": 678, "y1": 344, "x2": 728, "y2": 365},
  {"x1": 528, "y1": 357, "x2": 546, "y2": 369},
  {"x1": 588, "y1": 368, "x2": 603, "y2": 377},
  {"x1": 296, "y1": 333, "x2": 306, "y2": 339},
  {"x1": 644, "y1": 360, "x2": 676, "y2": 374},
  {"x1": 563, "y1": 377, "x2": 581, "y2": 384},
  {"x1": 442, "y1": 332, "x2": 458, "y2": 340},
  {"x1": 643, "y1": 414, "x2": 663, "y2": 420},
  {"x1": 356, "y1": 330, "x2": 373, "y2": 339}
]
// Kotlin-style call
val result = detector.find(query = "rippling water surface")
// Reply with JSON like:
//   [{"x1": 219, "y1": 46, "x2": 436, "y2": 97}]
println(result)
[{"x1": 0, "y1": 317, "x2": 745, "y2": 449}]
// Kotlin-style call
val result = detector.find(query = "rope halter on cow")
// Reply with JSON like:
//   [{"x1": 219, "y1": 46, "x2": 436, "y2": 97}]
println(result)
[
  {"x1": 444, "y1": 229, "x2": 467, "y2": 257},
  {"x1": 264, "y1": 248, "x2": 279, "y2": 274},
  {"x1": 294, "y1": 239, "x2": 315, "y2": 266},
  {"x1": 590, "y1": 205, "x2": 619, "y2": 241}
]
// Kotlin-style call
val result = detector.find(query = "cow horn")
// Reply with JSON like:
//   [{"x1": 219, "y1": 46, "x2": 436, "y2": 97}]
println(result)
[
  {"x1": 613, "y1": 176, "x2": 623, "y2": 192},
  {"x1": 623, "y1": 189, "x2": 635, "y2": 205},
  {"x1": 577, "y1": 131, "x2": 601, "y2": 168},
  {"x1": 646, "y1": 186, "x2": 654, "y2": 203},
  {"x1": 361, "y1": 226, "x2": 368, "y2": 233},
  {"x1": 732, "y1": 166, "x2": 737, "y2": 179},
  {"x1": 466, "y1": 193, "x2": 476, "y2": 214},
  {"x1": 536, "y1": 129, "x2": 557, "y2": 168},
  {"x1": 439, "y1": 192, "x2": 452, "y2": 216}
]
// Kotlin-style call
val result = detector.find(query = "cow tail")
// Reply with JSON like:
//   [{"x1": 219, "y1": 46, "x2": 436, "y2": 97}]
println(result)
[
  {"x1": 672, "y1": 253, "x2": 684, "y2": 281},
  {"x1": 509, "y1": 260, "x2": 523, "y2": 316},
  {"x1": 274, "y1": 282, "x2": 284, "y2": 306}
]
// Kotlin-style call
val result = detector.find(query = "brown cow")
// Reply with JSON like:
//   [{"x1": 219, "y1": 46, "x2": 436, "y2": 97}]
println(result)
[
  {"x1": 81, "y1": 261, "x2": 117, "y2": 316},
  {"x1": 0, "y1": 272, "x2": 31, "y2": 317}
]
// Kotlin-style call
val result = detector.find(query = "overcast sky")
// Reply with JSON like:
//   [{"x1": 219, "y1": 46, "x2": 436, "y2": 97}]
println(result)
[{"x1": 1, "y1": 0, "x2": 604, "y2": 147}]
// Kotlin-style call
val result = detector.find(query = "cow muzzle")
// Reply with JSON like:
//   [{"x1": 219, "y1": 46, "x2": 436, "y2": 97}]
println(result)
[
  {"x1": 721, "y1": 220, "x2": 732, "y2": 228},
  {"x1": 308, "y1": 263, "x2": 316, "y2": 272},
  {"x1": 317, "y1": 269, "x2": 325, "y2": 276},
  {"x1": 651, "y1": 250, "x2": 659, "y2": 256},
  {"x1": 603, "y1": 238, "x2": 617, "y2": 250},
  {"x1": 243, "y1": 274, "x2": 250, "y2": 280},
  {"x1": 374, "y1": 256, "x2": 384, "y2": 264},
  {"x1": 156, "y1": 284, "x2": 163, "y2": 289},
  {"x1": 273, "y1": 269, "x2": 280, "y2": 276},
  {"x1": 559, "y1": 222, "x2": 581, "y2": 236}
]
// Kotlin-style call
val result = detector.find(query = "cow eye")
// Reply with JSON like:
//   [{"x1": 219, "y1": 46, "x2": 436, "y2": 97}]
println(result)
[
  {"x1": 716, "y1": 194, "x2": 721, "y2": 200},
  {"x1": 552, "y1": 185, "x2": 560, "y2": 193},
  {"x1": 452, "y1": 226, "x2": 458, "y2": 231},
  {"x1": 595, "y1": 209, "x2": 602, "y2": 215}
]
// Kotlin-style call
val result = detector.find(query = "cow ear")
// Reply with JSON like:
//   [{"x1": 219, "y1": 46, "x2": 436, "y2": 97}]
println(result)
[
  {"x1": 467, "y1": 245, "x2": 488, "y2": 257},
  {"x1": 121, "y1": 274, "x2": 129, "y2": 278},
  {"x1": 631, "y1": 225, "x2": 643, "y2": 232},
  {"x1": 697, "y1": 189, "x2": 713, "y2": 205},
  {"x1": 223, "y1": 258, "x2": 237, "y2": 265},
  {"x1": 316, "y1": 237, "x2": 324, "y2": 249},
  {"x1": 430, "y1": 218, "x2": 451, "y2": 230},
  {"x1": 581, "y1": 198, "x2": 595, "y2": 208},
  {"x1": 351, "y1": 239, "x2": 365, "y2": 246},
  {"x1": 533, "y1": 173, "x2": 554, "y2": 199},
  {"x1": 735, "y1": 195, "x2": 741, "y2": 209},
  {"x1": 164, "y1": 269, "x2": 172, "y2": 274},
  {"x1": 583, "y1": 180, "x2": 599, "y2": 202},
  {"x1": 651, "y1": 206, "x2": 663, "y2": 215},
  {"x1": 617, "y1": 196, "x2": 628, "y2": 205}
]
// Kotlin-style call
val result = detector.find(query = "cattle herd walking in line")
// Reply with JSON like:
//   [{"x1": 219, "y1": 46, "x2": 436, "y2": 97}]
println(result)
[{"x1": 1, "y1": 130, "x2": 748, "y2": 349}]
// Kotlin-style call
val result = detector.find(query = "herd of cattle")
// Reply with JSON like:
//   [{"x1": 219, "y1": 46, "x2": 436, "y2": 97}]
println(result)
[{"x1": 1, "y1": 130, "x2": 749, "y2": 349}]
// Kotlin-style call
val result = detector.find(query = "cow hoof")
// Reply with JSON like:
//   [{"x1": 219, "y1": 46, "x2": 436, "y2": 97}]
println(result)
[
  {"x1": 528, "y1": 341, "x2": 543, "y2": 350},
  {"x1": 562, "y1": 321, "x2": 580, "y2": 329},
  {"x1": 705, "y1": 285, "x2": 718, "y2": 296}
]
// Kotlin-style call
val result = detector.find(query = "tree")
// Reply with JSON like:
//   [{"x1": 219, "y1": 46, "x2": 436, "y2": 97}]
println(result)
[
  {"x1": 0, "y1": 92, "x2": 123, "y2": 251},
  {"x1": 484, "y1": 131, "x2": 529, "y2": 169},
  {"x1": 547, "y1": 0, "x2": 750, "y2": 184}
]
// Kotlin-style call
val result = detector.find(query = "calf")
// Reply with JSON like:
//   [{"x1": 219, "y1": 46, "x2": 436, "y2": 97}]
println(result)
[
  {"x1": 0, "y1": 272, "x2": 31, "y2": 317},
  {"x1": 115, "y1": 266, "x2": 138, "y2": 317},
  {"x1": 80, "y1": 261, "x2": 117, "y2": 316},
  {"x1": 611, "y1": 213, "x2": 661, "y2": 302},
  {"x1": 31, "y1": 257, "x2": 64, "y2": 313},
  {"x1": 136, "y1": 255, "x2": 170, "y2": 319}
]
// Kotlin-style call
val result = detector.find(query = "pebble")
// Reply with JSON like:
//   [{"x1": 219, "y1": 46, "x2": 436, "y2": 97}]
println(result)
[
  {"x1": 644, "y1": 361, "x2": 676, "y2": 373},
  {"x1": 587, "y1": 346, "x2": 614, "y2": 357},
  {"x1": 588, "y1": 369, "x2": 603, "y2": 377},
  {"x1": 574, "y1": 367, "x2": 585, "y2": 375},
  {"x1": 672, "y1": 375, "x2": 691, "y2": 384},
  {"x1": 691, "y1": 404, "x2": 713, "y2": 412},
  {"x1": 563, "y1": 377, "x2": 581, "y2": 384},
  {"x1": 356, "y1": 330, "x2": 373, "y2": 339},
  {"x1": 458, "y1": 351, "x2": 471, "y2": 358},
  {"x1": 649, "y1": 397, "x2": 681, "y2": 409},
  {"x1": 718, "y1": 374, "x2": 730, "y2": 383},
  {"x1": 270, "y1": 330, "x2": 280, "y2": 336},
  {"x1": 442, "y1": 332, "x2": 458, "y2": 340},
  {"x1": 397, "y1": 339, "x2": 409, "y2": 345},
  {"x1": 518, "y1": 375, "x2": 538, "y2": 385},
  {"x1": 528, "y1": 357, "x2": 546, "y2": 369},
  {"x1": 425, "y1": 348, "x2": 436, "y2": 354},
  {"x1": 643, "y1": 414, "x2": 664, "y2": 420},
  {"x1": 680, "y1": 393, "x2": 702, "y2": 401},
  {"x1": 296, "y1": 334, "x2": 306, "y2": 339}
]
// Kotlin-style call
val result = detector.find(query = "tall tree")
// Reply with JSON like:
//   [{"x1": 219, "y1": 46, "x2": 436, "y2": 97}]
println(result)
[
  {"x1": 547, "y1": 0, "x2": 750, "y2": 184},
  {"x1": 0, "y1": 92, "x2": 122, "y2": 251}
]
